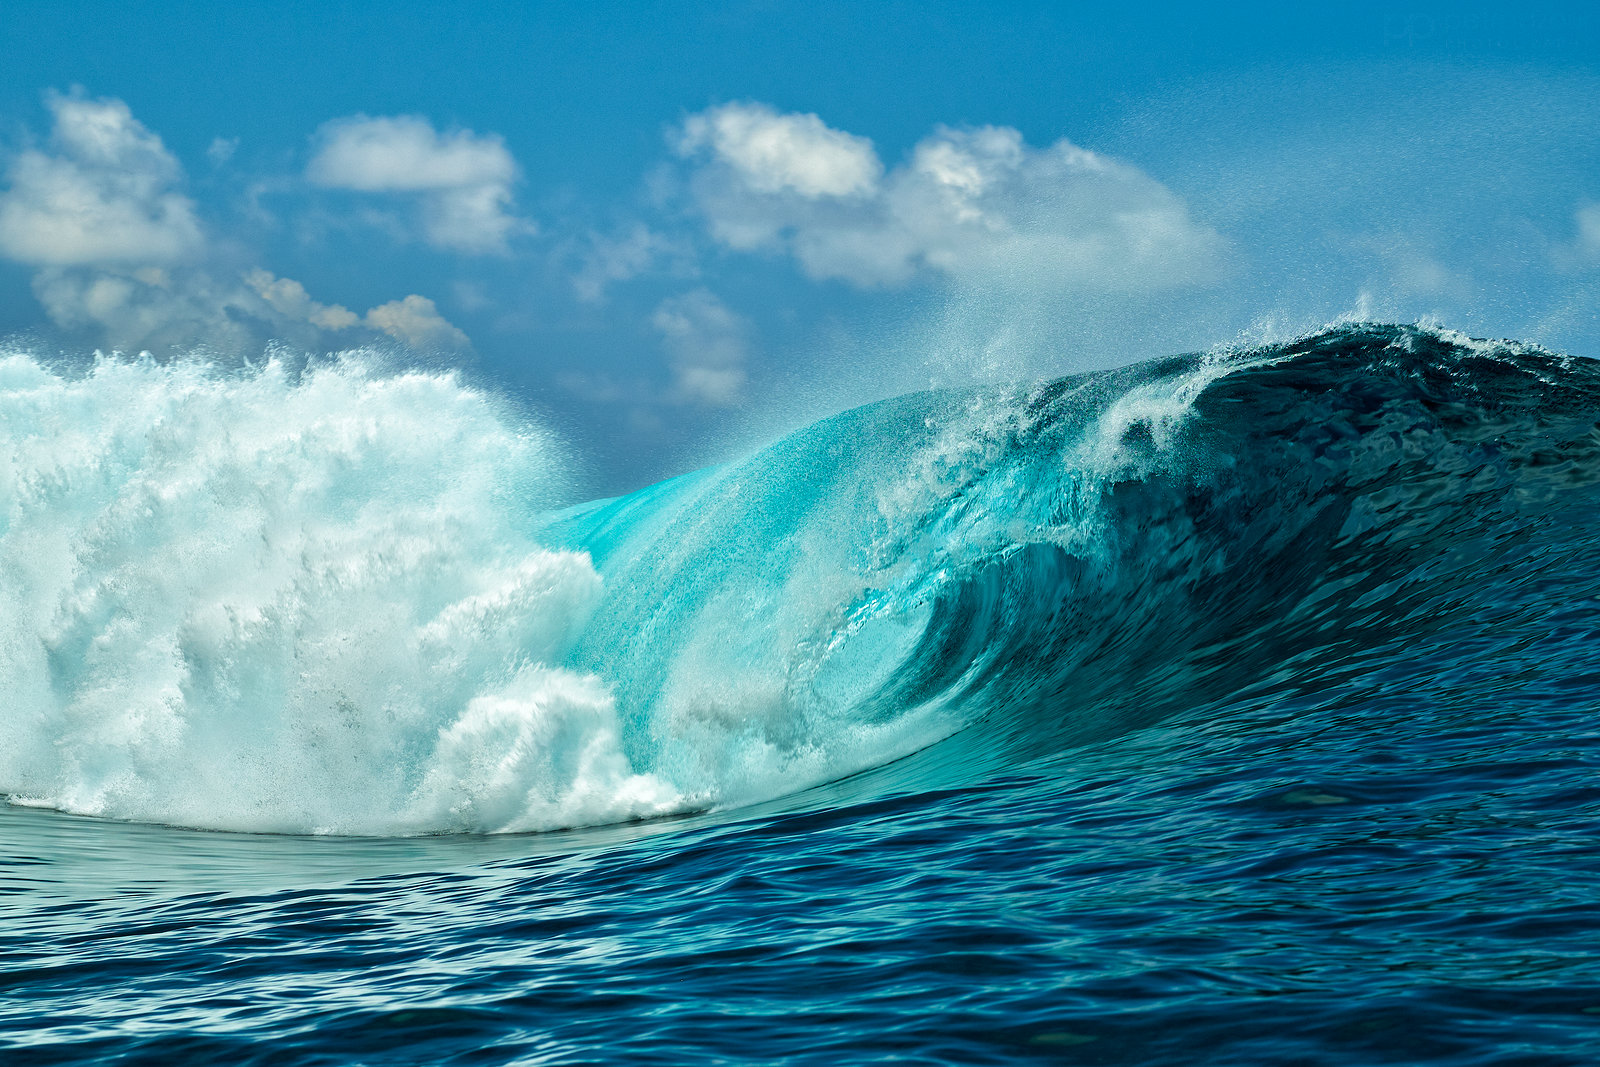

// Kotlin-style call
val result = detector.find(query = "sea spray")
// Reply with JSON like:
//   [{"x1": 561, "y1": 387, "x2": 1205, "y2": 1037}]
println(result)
[{"x1": 0, "y1": 350, "x2": 677, "y2": 833}]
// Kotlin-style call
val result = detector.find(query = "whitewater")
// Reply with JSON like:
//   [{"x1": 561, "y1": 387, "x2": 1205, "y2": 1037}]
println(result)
[
  {"x1": 5, "y1": 323, "x2": 1600, "y2": 1064},
  {"x1": 0, "y1": 333, "x2": 1228, "y2": 835}
]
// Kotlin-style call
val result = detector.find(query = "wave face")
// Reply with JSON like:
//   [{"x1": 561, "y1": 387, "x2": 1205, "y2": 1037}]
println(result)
[{"x1": 4, "y1": 324, "x2": 1599, "y2": 834}]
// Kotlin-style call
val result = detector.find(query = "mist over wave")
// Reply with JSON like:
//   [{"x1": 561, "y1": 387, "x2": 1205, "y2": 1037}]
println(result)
[{"x1": 4, "y1": 323, "x2": 1598, "y2": 835}]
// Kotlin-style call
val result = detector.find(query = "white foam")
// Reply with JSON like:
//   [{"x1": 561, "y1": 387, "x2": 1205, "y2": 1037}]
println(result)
[{"x1": 0, "y1": 349, "x2": 681, "y2": 834}]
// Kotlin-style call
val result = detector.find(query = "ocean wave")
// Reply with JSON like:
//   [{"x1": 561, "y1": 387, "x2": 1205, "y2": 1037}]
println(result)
[{"x1": 4, "y1": 324, "x2": 1597, "y2": 834}]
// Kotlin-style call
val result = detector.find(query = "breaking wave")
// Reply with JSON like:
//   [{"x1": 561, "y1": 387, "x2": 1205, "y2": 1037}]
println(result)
[{"x1": 4, "y1": 324, "x2": 1598, "y2": 834}]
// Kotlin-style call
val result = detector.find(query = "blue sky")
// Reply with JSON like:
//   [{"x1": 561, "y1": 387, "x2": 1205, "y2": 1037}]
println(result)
[{"x1": 2, "y1": 0, "x2": 1598, "y2": 491}]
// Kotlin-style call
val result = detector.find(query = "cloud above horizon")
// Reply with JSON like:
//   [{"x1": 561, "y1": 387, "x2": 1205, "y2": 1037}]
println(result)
[
  {"x1": 5, "y1": 84, "x2": 1596, "y2": 445},
  {"x1": 246, "y1": 271, "x2": 469, "y2": 351},
  {"x1": 307, "y1": 115, "x2": 528, "y2": 255},
  {"x1": 0, "y1": 93, "x2": 471, "y2": 354},
  {"x1": 673, "y1": 102, "x2": 1226, "y2": 291},
  {"x1": 0, "y1": 93, "x2": 203, "y2": 267},
  {"x1": 678, "y1": 103, "x2": 882, "y2": 200}
]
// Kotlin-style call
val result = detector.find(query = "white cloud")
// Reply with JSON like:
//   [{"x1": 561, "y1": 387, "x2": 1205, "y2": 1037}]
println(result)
[
  {"x1": 248, "y1": 271, "x2": 472, "y2": 351},
  {"x1": 651, "y1": 289, "x2": 748, "y2": 406},
  {"x1": 307, "y1": 116, "x2": 513, "y2": 191},
  {"x1": 363, "y1": 294, "x2": 471, "y2": 351},
  {"x1": 307, "y1": 115, "x2": 527, "y2": 254},
  {"x1": 0, "y1": 95, "x2": 472, "y2": 355},
  {"x1": 37, "y1": 265, "x2": 471, "y2": 354},
  {"x1": 31, "y1": 266, "x2": 306, "y2": 353},
  {"x1": 245, "y1": 268, "x2": 361, "y2": 330},
  {"x1": 677, "y1": 102, "x2": 881, "y2": 199},
  {"x1": 0, "y1": 92, "x2": 204, "y2": 267},
  {"x1": 675, "y1": 105, "x2": 1224, "y2": 291}
]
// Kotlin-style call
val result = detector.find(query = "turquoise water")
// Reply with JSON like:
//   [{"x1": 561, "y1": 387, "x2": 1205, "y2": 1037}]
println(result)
[{"x1": 5, "y1": 324, "x2": 1600, "y2": 1063}]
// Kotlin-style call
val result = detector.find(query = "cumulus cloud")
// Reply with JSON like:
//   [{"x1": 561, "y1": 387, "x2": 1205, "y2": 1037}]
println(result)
[
  {"x1": 677, "y1": 102, "x2": 881, "y2": 199},
  {"x1": 31, "y1": 265, "x2": 360, "y2": 354},
  {"x1": 31, "y1": 265, "x2": 471, "y2": 355},
  {"x1": 363, "y1": 294, "x2": 471, "y2": 351},
  {"x1": 247, "y1": 271, "x2": 470, "y2": 352},
  {"x1": 0, "y1": 94, "x2": 471, "y2": 355},
  {"x1": 675, "y1": 103, "x2": 1224, "y2": 291},
  {"x1": 0, "y1": 92, "x2": 204, "y2": 267},
  {"x1": 652, "y1": 289, "x2": 748, "y2": 406},
  {"x1": 307, "y1": 115, "x2": 527, "y2": 254},
  {"x1": 31, "y1": 266, "x2": 273, "y2": 353},
  {"x1": 245, "y1": 268, "x2": 361, "y2": 330}
]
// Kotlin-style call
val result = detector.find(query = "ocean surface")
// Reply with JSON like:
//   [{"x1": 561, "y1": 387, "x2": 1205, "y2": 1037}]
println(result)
[{"x1": 4, "y1": 322, "x2": 1600, "y2": 1063}]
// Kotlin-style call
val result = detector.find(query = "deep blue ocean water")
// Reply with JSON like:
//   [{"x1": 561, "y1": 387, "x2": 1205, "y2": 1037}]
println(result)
[{"x1": 4, "y1": 323, "x2": 1600, "y2": 1063}]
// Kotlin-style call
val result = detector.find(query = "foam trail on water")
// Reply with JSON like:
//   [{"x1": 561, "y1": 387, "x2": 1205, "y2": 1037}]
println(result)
[{"x1": 0, "y1": 350, "x2": 679, "y2": 834}]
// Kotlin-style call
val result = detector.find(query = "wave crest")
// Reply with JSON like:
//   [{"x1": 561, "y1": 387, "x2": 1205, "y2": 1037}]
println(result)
[{"x1": 6, "y1": 324, "x2": 1598, "y2": 834}]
